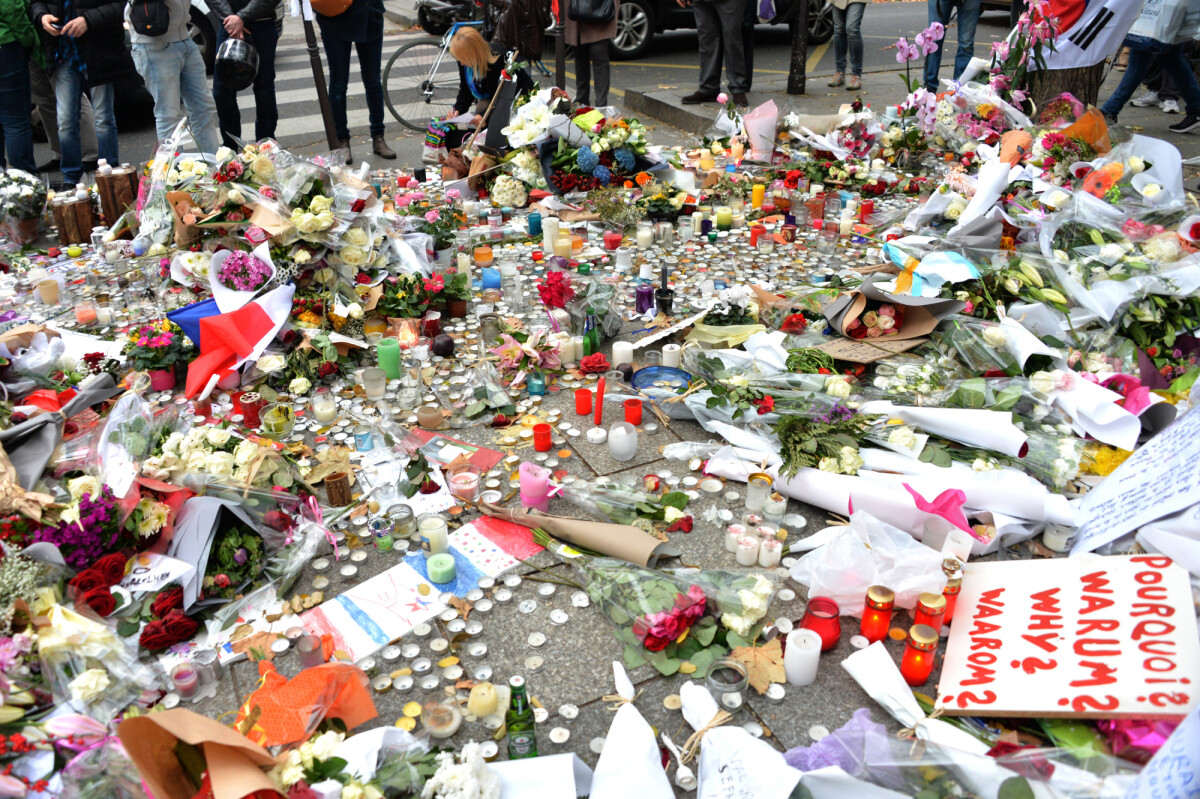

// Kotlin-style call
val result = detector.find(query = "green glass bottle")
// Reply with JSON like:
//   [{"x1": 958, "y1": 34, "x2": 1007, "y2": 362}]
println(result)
[{"x1": 506, "y1": 675, "x2": 538, "y2": 759}]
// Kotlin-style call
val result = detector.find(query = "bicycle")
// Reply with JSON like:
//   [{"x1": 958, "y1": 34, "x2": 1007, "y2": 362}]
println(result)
[{"x1": 382, "y1": 19, "x2": 558, "y2": 132}]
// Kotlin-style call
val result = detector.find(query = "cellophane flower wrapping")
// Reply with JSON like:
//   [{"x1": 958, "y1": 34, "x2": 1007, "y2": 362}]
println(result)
[
  {"x1": 557, "y1": 479, "x2": 688, "y2": 526},
  {"x1": 58, "y1": 736, "x2": 145, "y2": 799}
]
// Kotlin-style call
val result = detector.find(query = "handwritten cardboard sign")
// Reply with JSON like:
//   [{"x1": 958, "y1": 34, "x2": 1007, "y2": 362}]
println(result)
[
  {"x1": 815, "y1": 336, "x2": 927, "y2": 363},
  {"x1": 936, "y1": 555, "x2": 1200, "y2": 718}
]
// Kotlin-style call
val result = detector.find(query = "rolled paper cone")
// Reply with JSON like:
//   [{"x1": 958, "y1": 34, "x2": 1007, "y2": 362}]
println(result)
[{"x1": 326, "y1": 471, "x2": 353, "y2": 507}]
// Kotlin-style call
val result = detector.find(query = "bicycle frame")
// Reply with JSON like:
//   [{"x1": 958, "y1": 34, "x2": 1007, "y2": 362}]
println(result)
[{"x1": 417, "y1": 21, "x2": 484, "y2": 103}]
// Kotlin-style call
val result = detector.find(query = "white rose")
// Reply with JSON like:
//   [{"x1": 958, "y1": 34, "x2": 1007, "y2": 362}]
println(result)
[
  {"x1": 205, "y1": 452, "x2": 237, "y2": 476},
  {"x1": 294, "y1": 249, "x2": 312, "y2": 264},
  {"x1": 347, "y1": 303, "x2": 364, "y2": 320},
  {"x1": 185, "y1": 450, "x2": 210, "y2": 472},
  {"x1": 68, "y1": 668, "x2": 111, "y2": 704},
  {"x1": 1029, "y1": 371, "x2": 1057, "y2": 396},
  {"x1": 251, "y1": 155, "x2": 275, "y2": 179},
  {"x1": 339, "y1": 245, "x2": 367, "y2": 268},
  {"x1": 1084, "y1": 352, "x2": 1110, "y2": 374},
  {"x1": 234, "y1": 439, "x2": 260, "y2": 466},
  {"x1": 1142, "y1": 183, "x2": 1162, "y2": 198},
  {"x1": 982, "y1": 326, "x2": 1007, "y2": 348},
  {"x1": 314, "y1": 211, "x2": 334, "y2": 229},
  {"x1": 206, "y1": 427, "x2": 233, "y2": 447},
  {"x1": 310, "y1": 731, "x2": 344, "y2": 762},
  {"x1": 945, "y1": 198, "x2": 968, "y2": 220},
  {"x1": 1128, "y1": 156, "x2": 1145, "y2": 174},
  {"x1": 142, "y1": 456, "x2": 170, "y2": 481},
  {"x1": 215, "y1": 146, "x2": 233, "y2": 162},
  {"x1": 342, "y1": 784, "x2": 366, "y2": 799},
  {"x1": 877, "y1": 315, "x2": 895, "y2": 331},
  {"x1": 67, "y1": 476, "x2": 102, "y2": 503},
  {"x1": 663, "y1": 507, "x2": 685, "y2": 523},
  {"x1": 737, "y1": 587, "x2": 769, "y2": 622},
  {"x1": 838, "y1": 445, "x2": 863, "y2": 475},
  {"x1": 818, "y1": 456, "x2": 841, "y2": 473},
  {"x1": 887, "y1": 426, "x2": 917, "y2": 451},
  {"x1": 1043, "y1": 189, "x2": 1069, "y2": 208},
  {"x1": 721, "y1": 612, "x2": 754, "y2": 638},
  {"x1": 294, "y1": 213, "x2": 319, "y2": 234},
  {"x1": 289, "y1": 377, "x2": 312, "y2": 395},
  {"x1": 344, "y1": 227, "x2": 369, "y2": 247},
  {"x1": 1098, "y1": 243, "x2": 1126, "y2": 265},
  {"x1": 227, "y1": 189, "x2": 245, "y2": 205},
  {"x1": 257, "y1": 354, "x2": 286, "y2": 373},
  {"x1": 972, "y1": 458, "x2": 996, "y2": 472},
  {"x1": 824, "y1": 376, "x2": 852, "y2": 398},
  {"x1": 162, "y1": 431, "x2": 185, "y2": 455}
]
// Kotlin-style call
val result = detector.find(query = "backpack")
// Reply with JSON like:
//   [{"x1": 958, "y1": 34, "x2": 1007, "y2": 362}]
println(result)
[{"x1": 129, "y1": 0, "x2": 171, "y2": 36}]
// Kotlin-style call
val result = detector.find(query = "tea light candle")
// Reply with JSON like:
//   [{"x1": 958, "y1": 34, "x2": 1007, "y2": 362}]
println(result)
[
  {"x1": 735, "y1": 536, "x2": 759, "y2": 566},
  {"x1": 762, "y1": 492, "x2": 787, "y2": 520},
  {"x1": 783, "y1": 629, "x2": 821, "y2": 686},
  {"x1": 427, "y1": 553, "x2": 456, "y2": 584},
  {"x1": 758, "y1": 538, "x2": 782, "y2": 568},
  {"x1": 725, "y1": 524, "x2": 745, "y2": 553},
  {"x1": 340, "y1": 564, "x2": 358, "y2": 581}
]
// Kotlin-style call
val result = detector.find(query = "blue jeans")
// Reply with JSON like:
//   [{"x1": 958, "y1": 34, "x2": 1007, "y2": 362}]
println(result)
[
  {"x1": 924, "y1": 0, "x2": 980, "y2": 90},
  {"x1": 54, "y1": 67, "x2": 117, "y2": 184},
  {"x1": 324, "y1": 36, "x2": 385, "y2": 140},
  {"x1": 212, "y1": 20, "x2": 280, "y2": 148},
  {"x1": 0, "y1": 43, "x2": 36, "y2": 173},
  {"x1": 1102, "y1": 37, "x2": 1200, "y2": 120},
  {"x1": 833, "y1": 3, "x2": 865, "y2": 77},
  {"x1": 131, "y1": 39, "x2": 221, "y2": 154}
]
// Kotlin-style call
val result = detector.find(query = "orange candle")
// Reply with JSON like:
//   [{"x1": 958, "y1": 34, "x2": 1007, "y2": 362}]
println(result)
[
  {"x1": 901, "y1": 624, "x2": 938, "y2": 686},
  {"x1": 860, "y1": 585, "x2": 894, "y2": 644},
  {"x1": 943, "y1": 574, "x2": 962, "y2": 623},
  {"x1": 473, "y1": 245, "x2": 493, "y2": 267}
]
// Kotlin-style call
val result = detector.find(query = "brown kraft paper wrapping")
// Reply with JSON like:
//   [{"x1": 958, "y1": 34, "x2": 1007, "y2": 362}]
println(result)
[{"x1": 479, "y1": 502, "x2": 680, "y2": 567}]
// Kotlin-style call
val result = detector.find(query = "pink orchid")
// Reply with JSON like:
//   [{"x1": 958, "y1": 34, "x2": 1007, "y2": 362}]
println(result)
[
  {"x1": 926, "y1": 21, "x2": 944, "y2": 40},
  {"x1": 490, "y1": 334, "x2": 525, "y2": 369},
  {"x1": 895, "y1": 37, "x2": 911, "y2": 63}
]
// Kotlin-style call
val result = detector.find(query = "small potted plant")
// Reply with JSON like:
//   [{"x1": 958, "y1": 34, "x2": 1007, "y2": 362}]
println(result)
[
  {"x1": 123, "y1": 320, "x2": 191, "y2": 390},
  {"x1": 0, "y1": 170, "x2": 48, "y2": 245},
  {"x1": 377, "y1": 273, "x2": 431, "y2": 332},
  {"x1": 441, "y1": 271, "x2": 471, "y2": 319}
]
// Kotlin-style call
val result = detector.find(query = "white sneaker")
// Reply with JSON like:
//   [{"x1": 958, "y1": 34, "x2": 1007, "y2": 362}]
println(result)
[
  {"x1": 1131, "y1": 90, "x2": 1160, "y2": 107},
  {"x1": 1161, "y1": 98, "x2": 1181, "y2": 114}
]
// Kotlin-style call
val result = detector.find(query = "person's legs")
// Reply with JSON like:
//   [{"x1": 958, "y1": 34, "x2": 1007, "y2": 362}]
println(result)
[
  {"x1": 741, "y1": 0, "x2": 755, "y2": 90},
  {"x1": 29, "y1": 61, "x2": 62, "y2": 162},
  {"x1": 574, "y1": 43, "x2": 593, "y2": 105},
  {"x1": 1101, "y1": 45, "x2": 1156, "y2": 120},
  {"x1": 693, "y1": 1, "x2": 722, "y2": 96},
  {"x1": 831, "y1": 5, "x2": 847, "y2": 77},
  {"x1": 356, "y1": 36, "x2": 385, "y2": 137},
  {"x1": 324, "y1": 38, "x2": 353, "y2": 140},
  {"x1": 89, "y1": 82, "x2": 118, "y2": 167},
  {"x1": 845, "y1": 2, "x2": 864, "y2": 77},
  {"x1": 591, "y1": 40, "x2": 610, "y2": 105},
  {"x1": 716, "y1": 0, "x2": 748, "y2": 94},
  {"x1": 132, "y1": 43, "x2": 185, "y2": 144},
  {"x1": 53, "y1": 66, "x2": 85, "y2": 184},
  {"x1": 923, "y1": 0, "x2": 949, "y2": 90},
  {"x1": 78, "y1": 90, "x2": 97, "y2": 162},
  {"x1": 249, "y1": 19, "x2": 279, "y2": 141},
  {"x1": 953, "y1": 0, "x2": 980, "y2": 79},
  {"x1": 178, "y1": 39, "x2": 221, "y2": 153},
  {"x1": 1159, "y1": 44, "x2": 1200, "y2": 118},
  {"x1": 212, "y1": 27, "x2": 242, "y2": 148},
  {"x1": 0, "y1": 43, "x2": 35, "y2": 174}
]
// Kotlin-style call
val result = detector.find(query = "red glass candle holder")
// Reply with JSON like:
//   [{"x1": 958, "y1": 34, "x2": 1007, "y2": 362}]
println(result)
[
  {"x1": 603, "y1": 231, "x2": 623, "y2": 250},
  {"x1": 239, "y1": 392, "x2": 264, "y2": 428},
  {"x1": 914, "y1": 592, "x2": 947, "y2": 635},
  {"x1": 860, "y1": 585, "x2": 894, "y2": 644},
  {"x1": 192, "y1": 397, "x2": 213, "y2": 418},
  {"x1": 624, "y1": 398, "x2": 643, "y2": 425},
  {"x1": 575, "y1": 388, "x2": 592, "y2": 415},
  {"x1": 533, "y1": 423, "x2": 552, "y2": 452},
  {"x1": 421, "y1": 311, "x2": 442, "y2": 338},
  {"x1": 943, "y1": 577, "x2": 962, "y2": 623},
  {"x1": 800, "y1": 596, "x2": 841, "y2": 651},
  {"x1": 901, "y1": 624, "x2": 938, "y2": 686}
]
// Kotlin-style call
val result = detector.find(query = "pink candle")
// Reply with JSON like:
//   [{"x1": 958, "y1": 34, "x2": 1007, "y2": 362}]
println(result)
[
  {"x1": 519, "y1": 462, "x2": 550, "y2": 512},
  {"x1": 171, "y1": 664, "x2": 199, "y2": 698},
  {"x1": 594, "y1": 377, "x2": 605, "y2": 427}
]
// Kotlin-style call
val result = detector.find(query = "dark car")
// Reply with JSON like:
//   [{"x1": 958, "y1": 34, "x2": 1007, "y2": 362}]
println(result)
[{"x1": 612, "y1": 0, "x2": 833, "y2": 59}]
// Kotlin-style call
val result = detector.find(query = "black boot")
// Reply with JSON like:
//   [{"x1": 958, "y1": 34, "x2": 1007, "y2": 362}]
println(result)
[
  {"x1": 337, "y1": 138, "x2": 351, "y2": 159},
  {"x1": 373, "y1": 135, "x2": 396, "y2": 160}
]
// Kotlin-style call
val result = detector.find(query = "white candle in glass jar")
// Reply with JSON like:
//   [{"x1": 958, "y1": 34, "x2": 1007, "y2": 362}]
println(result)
[
  {"x1": 758, "y1": 538, "x2": 782, "y2": 568},
  {"x1": 763, "y1": 492, "x2": 787, "y2": 520},
  {"x1": 736, "y1": 536, "x2": 759, "y2": 566},
  {"x1": 724, "y1": 524, "x2": 746, "y2": 553},
  {"x1": 840, "y1": 215, "x2": 853, "y2": 237},
  {"x1": 571, "y1": 336, "x2": 585, "y2": 364},
  {"x1": 612, "y1": 341, "x2": 634, "y2": 367},
  {"x1": 784, "y1": 629, "x2": 821, "y2": 686},
  {"x1": 636, "y1": 224, "x2": 654, "y2": 250}
]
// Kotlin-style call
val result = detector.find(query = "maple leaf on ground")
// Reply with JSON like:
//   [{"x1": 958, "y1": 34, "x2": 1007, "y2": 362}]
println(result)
[
  {"x1": 730, "y1": 638, "x2": 785, "y2": 695},
  {"x1": 449, "y1": 596, "x2": 473, "y2": 622}
]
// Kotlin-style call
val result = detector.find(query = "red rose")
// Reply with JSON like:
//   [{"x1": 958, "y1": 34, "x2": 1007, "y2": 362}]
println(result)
[
  {"x1": 781, "y1": 313, "x2": 808, "y2": 333},
  {"x1": 355, "y1": 273, "x2": 371, "y2": 285},
  {"x1": 318, "y1": 361, "x2": 339, "y2": 378},
  {"x1": 92, "y1": 553, "x2": 128, "y2": 586},
  {"x1": 69, "y1": 569, "x2": 107, "y2": 594},
  {"x1": 643, "y1": 634, "x2": 670, "y2": 652},
  {"x1": 632, "y1": 615, "x2": 651, "y2": 641},
  {"x1": 151, "y1": 586, "x2": 184, "y2": 618},
  {"x1": 579, "y1": 353, "x2": 610, "y2": 374},
  {"x1": 80, "y1": 587, "x2": 116, "y2": 617},
  {"x1": 139, "y1": 620, "x2": 173, "y2": 651},
  {"x1": 1146, "y1": 346, "x2": 1159, "y2": 357},
  {"x1": 162, "y1": 609, "x2": 200, "y2": 640},
  {"x1": 263, "y1": 510, "x2": 294, "y2": 532},
  {"x1": 1190, "y1": 222, "x2": 1200, "y2": 240}
]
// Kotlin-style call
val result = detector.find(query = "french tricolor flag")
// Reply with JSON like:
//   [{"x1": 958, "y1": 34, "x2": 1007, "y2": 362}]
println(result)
[{"x1": 185, "y1": 284, "x2": 295, "y2": 400}]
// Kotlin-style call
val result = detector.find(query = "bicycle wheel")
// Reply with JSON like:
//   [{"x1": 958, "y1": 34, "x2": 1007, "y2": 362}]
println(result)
[{"x1": 384, "y1": 40, "x2": 460, "y2": 132}]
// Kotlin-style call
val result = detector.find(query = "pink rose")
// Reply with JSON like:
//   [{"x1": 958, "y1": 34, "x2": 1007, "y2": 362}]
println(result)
[
  {"x1": 1057, "y1": 371, "x2": 1077, "y2": 391},
  {"x1": 425, "y1": 209, "x2": 440, "y2": 223},
  {"x1": 717, "y1": 92, "x2": 729, "y2": 104},
  {"x1": 878, "y1": 304, "x2": 896, "y2": 317},
  {"x1": 446, "y1": 188, "x2": 461, "y2": 200},
  {"x1": 867, "y1": 327, "x2": 883, "y2": 337}
]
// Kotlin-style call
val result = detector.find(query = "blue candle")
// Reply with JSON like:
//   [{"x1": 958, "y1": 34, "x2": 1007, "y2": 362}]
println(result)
[{"x1": 528, "y1": 211, "x2": 542, "y2": 237}]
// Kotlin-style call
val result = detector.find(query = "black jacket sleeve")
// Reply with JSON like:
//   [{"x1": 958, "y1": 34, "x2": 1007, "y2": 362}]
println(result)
[
  {"x1": 209, "y1": 0, "x2": 235, "y2": 18},
  {"x1": 80, "y1": 0, "x2": 124, "y2": 34},
  {"x1": 30, "y1": 0, "x2": 56, "y2": 26},
  {"x1": 236, "y1": 0, "x2": 279, "y2": 22}
]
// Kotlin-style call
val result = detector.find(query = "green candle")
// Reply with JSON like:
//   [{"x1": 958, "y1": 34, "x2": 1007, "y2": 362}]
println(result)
[
  {"x1": 427, "y1": 553, "x2": 456, "y2": 584},
  {"x1": 377, "y1": 337, "x2": 401, "y2": 380}
]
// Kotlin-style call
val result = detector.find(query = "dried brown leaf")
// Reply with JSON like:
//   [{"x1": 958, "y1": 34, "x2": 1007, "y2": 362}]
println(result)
[
  {"x1": 731, "y1": 638, "x2": 785, "y2": 695},
  {"x1": 449, "y1": 596, "x2": 473, "y2": 622}
]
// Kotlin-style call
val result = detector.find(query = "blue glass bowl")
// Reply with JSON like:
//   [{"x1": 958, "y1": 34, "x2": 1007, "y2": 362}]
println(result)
[{"x1": 631, "y1": 366, "x2": 692, "y2": 392}]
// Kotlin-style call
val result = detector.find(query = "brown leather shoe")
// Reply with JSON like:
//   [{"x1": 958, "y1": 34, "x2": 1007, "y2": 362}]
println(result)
[
  {"x1": 337, "y1": 138, "x2": 351, "y2": 159},
  {"x1": 373, "y1": 136, "x2": 397, "y2": 160}
]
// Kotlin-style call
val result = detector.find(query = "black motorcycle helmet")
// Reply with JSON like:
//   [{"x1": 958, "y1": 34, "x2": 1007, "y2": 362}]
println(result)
[{"x1": 215, "y1": 37, "x2": 260, "y2": 92}]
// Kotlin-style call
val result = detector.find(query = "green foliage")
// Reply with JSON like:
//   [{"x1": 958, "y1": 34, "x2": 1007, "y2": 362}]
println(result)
[
  {"x1": 776, "y1": 412, "x2": 873, "y2": 477},
  {"x1": 377, "y1": 274, "x2": 431, "y2": 319},
  {"x1": 202, "y1": 523, "x2": 263, "y2": 600}
]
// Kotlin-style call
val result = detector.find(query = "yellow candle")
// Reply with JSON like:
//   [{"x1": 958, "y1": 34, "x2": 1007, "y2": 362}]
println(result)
[
  {"x1": 699, "y1": 155, "x2": 715, "y2": 171},
  {"x1": 730, "y1": 139, "x2": 745, "y2": 161},
  {"x1": 751, "y1": 184, "x2": 766, "y2": 209},
  {"x1": 553, "y1": 237, "x2": 572, "y2": 258},
  {"x1": 715, "y1": 206, "x2": 733, "y2": 230}
]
